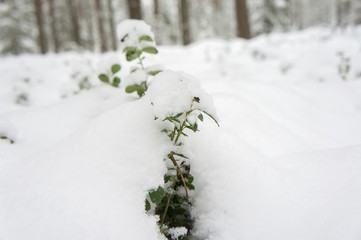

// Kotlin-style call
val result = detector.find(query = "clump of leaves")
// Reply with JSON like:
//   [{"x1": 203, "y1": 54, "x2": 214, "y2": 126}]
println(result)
[
  {"x1": 146, "y1": 97, "x2": 219, "y2": 239},
  {"x1": 98, "y1": 63, "x2": 122, "y2": 87},
  {"x1": 337, "y1": 51, "x2": 351, "y2": 81}
]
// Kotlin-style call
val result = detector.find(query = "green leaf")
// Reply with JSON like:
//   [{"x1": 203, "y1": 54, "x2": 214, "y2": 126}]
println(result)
[
  {"x1": 145, "y1": 199, "x2": 151, "y2": 211},
  {"x1": 125, "y1": 84, "x2": 145, "y2": 97},
  {"x1": 98, "y1": 74, "x2": 109, "y2": 83},
  {"x1": 164, "y1": 175, "x2": 172, "y2": 183},
  {"x1": 187, "y1": 176, "x2": 194, "y2": 184},
  {"x1": 123, "y1": 47, "x2": 139, "y2": 61},
  {"x1": 198, "y1": 113, "x2": 203, "y2": 122},
  {"x1": 112, "y1": 77, "x2": 121, "y2": 87},
  {"x1": 142, "y1": 47, "x2": 158, "y2": 54},
  {"x1": 111, "y1": 64, "x2": 121, "y2": 74},
  {"x1": 200, "y1": 110, "x2": 220, "y2": 127},
  {"x1": 193, "y1": 122, "x2": 198, "y2": 132},
  {"x1": 164, "y1": 117, "x2": 180, "y2": 123},
  {"x1": 149, "y1": 187, "x2": 165, "y2": 205},
  {"x1": 147, "y1": 70, "x2": 162, "y2": 76},
  {"x1": 130, "y1": 67, "x2": 139, "y2": 73},
  {"x1": 174, "y1": 112, "x2": 183, "y2": 118},
  {"x1": 139, "y1": 35, "x2": 153, "y2": 42}
]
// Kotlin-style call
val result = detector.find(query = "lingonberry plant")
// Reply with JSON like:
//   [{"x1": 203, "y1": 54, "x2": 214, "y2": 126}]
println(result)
[
  {"x1": 99, "y1": 20, "x2": 219, "y2": 239},
  {"x1": 117, "y1": 19, "x2": 162, "y2": 97},
  {"x1": 145, "y1": 71, "x2": 219, "y2": 239}
]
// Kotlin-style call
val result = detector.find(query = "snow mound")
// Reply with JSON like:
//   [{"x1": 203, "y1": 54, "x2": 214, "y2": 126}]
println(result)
[{"x1": 0, "y1": 99, "x2": 171, "y2": 240}]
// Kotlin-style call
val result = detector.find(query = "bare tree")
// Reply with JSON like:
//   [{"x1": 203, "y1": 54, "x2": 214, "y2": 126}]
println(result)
[
  {"x1": 94, "y1": 0, "x2": 107, "y2": 52},
  {"x1": 179, "y1": 0, "x2": 191, "y2": 45},
  {"x1": 235, "y1": 0, "x2": 251, "y2": 39},
  {"x1": 66, "y1": 0, "x2": 81, "y2": 46},
  {"x1": 153, "y1": 0, "x2": 161, "y2": 43},
  {"x1": 48, "y1": 0, "x2": 59, "y2": 52},
  {"x1": 107, "y1": 0, "x2": 117, "y2": 50},
  {"x1": 34, "y1": 0, "x2": 48, "y2": 53},
  {"x1": 154, "y1": 0, "x2": 159, "y2": 16},
  {"x1": 127, "y1": 0, "x2": 142, "y2": 19}
]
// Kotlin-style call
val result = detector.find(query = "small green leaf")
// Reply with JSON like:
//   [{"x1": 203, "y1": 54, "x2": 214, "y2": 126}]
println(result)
[
  {"x1": 112, "y1": 77, "x2": 121, "y2": 87},
  {"x1": 149, "y1": 187, "x2": 165, "y2": 204},
  {"x1": 147, "y1": 70, "x2": 162, "y2": 76},
  {"x1": 130, "y1": 67, "x2": 139, "y2": 73},
  {"x1": 111, "y1": 64, "x2": 121, "y2": 74},
  {"x1": 145, "y1": 199, "x2": 151, "y2": 211},
  {"x1": 98, "y1": 74, "x2": 109, "y2": 83},
  {"x1": 200, "y1": 110, "x2": 220, "y2": 127},
  {"x1": 193, "y1": 122, "x2": 198, "y2": 132},
  {"x1": 125, "y1": 84, "x2": 145, "y2": 97},
  {"x1": 139, "y1": 35, "x2": 153, "y2": 42},
  {"x1": 124, "y1": 47, "x2": 139, "y2": 61},
  {"x1": 164, "y1": 117, "x2": 180, "y2": 123},
  {"x1": 164, "y1": 175, "x2": 172, "y2": 183},
  {"x1": 142, "y1": 47, "x2": 158, "y2": 54},
  {"x1": 198, "y1": 113, "x2": 203, "y2": 122},
  {"x1": 187, "y1": 176, "x2": 194, "y2": 184},
  {"x1": 174, "y1": 112, "x2": 183, "y2": 118},
  {"x1": 123, "y1": 46, "x2": 135, "y2": 52}
]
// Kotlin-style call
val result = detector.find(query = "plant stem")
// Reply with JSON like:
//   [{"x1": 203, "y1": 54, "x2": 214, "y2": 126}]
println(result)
[
  {"x1": 174, "y1": 120, "x2": 186, "y2": 145},
  {"x1": 168, "y1": 153, "x2": 189, "y2": 200},
  {"x1": 138, "y1": 55, "x2": 145, "y2": 70},
  {"x1": 161, "y1": 174, "x2": 177, "y2": 225}
]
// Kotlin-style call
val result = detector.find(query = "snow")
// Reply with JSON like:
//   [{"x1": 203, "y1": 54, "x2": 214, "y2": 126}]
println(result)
[
  {"x1": 168, "y1": 227, "x2": 188, "y2": 239},
  {"x1": 1, "y1": 27, "x2": 361, "y2": 239},
  {"x1": 0, "y1": 117, "x2": 17, "y2": 141},
  {"x1": 123, "y1": 68, "x2": 147, "y2": 86},
  {"x1": 146, "y1": 70, "x2": 217, "y2": 120},
  {"x1": 117, "y1": 20, "x2": 157, "y2": 51}
]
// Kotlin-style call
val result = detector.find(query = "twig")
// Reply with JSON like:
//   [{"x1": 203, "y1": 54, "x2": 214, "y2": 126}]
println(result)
[{"x1": 168, "y1": 153, "x2": 189, "y2": 200}]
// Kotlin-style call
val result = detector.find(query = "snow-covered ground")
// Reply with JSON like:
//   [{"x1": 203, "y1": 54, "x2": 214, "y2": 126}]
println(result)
[{"x1": 1, "y1": 27, "x2": 361, "y2": 240}]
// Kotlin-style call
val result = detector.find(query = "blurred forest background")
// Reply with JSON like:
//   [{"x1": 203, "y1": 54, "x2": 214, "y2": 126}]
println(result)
[{"x1": 0, "y1": 0, "x2": 360, "y2": 55}]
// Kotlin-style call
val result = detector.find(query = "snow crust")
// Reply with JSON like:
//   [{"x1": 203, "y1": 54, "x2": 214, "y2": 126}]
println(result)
[{"x1": 1, "y1": 27, "x2": 361, "y2": 239}]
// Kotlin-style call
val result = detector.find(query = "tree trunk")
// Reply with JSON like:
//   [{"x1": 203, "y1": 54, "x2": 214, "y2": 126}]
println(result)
[
  {"x1": 355, "y1": 0, "x2": 361, "y2": 25},
  {"x1": 179, "y1": 0, "x2": 191, "y2": 45},
  {"x1": 95, "y1": 0, "x2": 107, "y2": 52},
  {"x1": 48, "y1": 0, "x2": 59, "y2": 52},
  {"x1": 235, "y1": 0, "x2": 251, "y2": 39},
  {"x1": 34, "y1": 0, "x2": 48, "y2": 53},
  {"x1": 153, "y1": 0, "x2": 161, "y2": 44},
  {"x1": 127, "y1": 0, "x2": 142, "y2": 19},
  {"x1": 67, "y1": 0, "x2": 81, "y2": 46},
  {"x1": 154, "y1": 0, "x2": 159, "y2": 16},
  {"x1": 107, "y1": 0, "x2": 117, "y2": 50}
]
